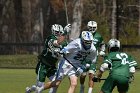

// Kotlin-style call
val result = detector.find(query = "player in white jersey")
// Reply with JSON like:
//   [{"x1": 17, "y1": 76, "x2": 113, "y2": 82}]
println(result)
[{"x1": 34, "y1": 31, "x2": 97, "y2": 93}]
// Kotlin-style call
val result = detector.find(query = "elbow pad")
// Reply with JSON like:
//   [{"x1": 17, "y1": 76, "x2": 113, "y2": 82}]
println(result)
[{"x1": 129, "y1": 66, "x2": 135, "y2": 73}]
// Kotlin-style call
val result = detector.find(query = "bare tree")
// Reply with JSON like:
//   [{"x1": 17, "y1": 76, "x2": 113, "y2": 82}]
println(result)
[
  {"x1": 138, "y1": 0, "x2": 140, "y2": 36},
  {"x1": 70, "y1": 0, "x2": 83, "y2": 40},
  {"x1": 22, "y1": 0, "x2": 31, "y2": 42},
  {"x1": 111, "y1": 0, "x2": 116, "y2": 38}
]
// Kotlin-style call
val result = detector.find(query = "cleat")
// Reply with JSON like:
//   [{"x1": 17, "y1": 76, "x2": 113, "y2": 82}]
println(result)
[
  {"x1": 25, "y1": 87, "x2": 31, "y2": 93},
  {"x1": 35, "y1": 86, "x2": 43, "y2": 93}
]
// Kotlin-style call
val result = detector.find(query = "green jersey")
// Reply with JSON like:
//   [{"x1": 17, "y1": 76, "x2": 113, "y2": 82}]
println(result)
[
  {"x1": 92, "y1": 32, "x2": 104, "y2": 50},
  {"x1": 39, "y1": 34, "x2": 67, "y2": 66},
  {"x1": 104, "y1": 52, "x2": 137, "y2": 77}
]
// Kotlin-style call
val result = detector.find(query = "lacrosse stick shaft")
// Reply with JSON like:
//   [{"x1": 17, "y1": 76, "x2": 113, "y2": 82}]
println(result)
[
  {"x1": 100, "y1": 78, "x2": 106, "y2": 80},
  {"x1": 64, "y1": 0, "x2": 69, "y2": 24},
  {"x1": 63, "y1": 55, "x2": 77, "y2": 70}
]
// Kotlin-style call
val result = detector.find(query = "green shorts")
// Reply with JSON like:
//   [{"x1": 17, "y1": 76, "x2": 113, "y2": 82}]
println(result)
[
  {"x1": 101, "y1": 74, "x2": 129, "y2": 93},
  {"x1": 35, "y1": 62, "x2": 57, "y2": 82}
]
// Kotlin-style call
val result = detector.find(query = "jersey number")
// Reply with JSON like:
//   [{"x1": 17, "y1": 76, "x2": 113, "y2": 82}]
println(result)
[
  {"x1": 116, "y1": 53, "x2": 129, "y2": 65},
  {"x1": 73, "y1": 53, "x2": 87, "y2": 61}
]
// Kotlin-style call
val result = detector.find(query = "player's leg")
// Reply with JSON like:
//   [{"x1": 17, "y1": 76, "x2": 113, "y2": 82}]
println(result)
[
  {"x1": 48, "y1": 61, "x2": 64, "y2": 93},
  {"x1": 49, "y1": 87, "x2": 58, "y2": 93},
  {"x1": 35, "y1": 80, "x2": 61, "y2": 93},
  {"x1": 116, "y1": 75, "x2": 129, "y2": 93},
  {"x1": 100, "y1": 75, "x2": 115, "y2": 93},
  {"x1": 87, "y1": 64, "x2": 96, "y2": 93},
  {"x1": 26, "y1": 62, "x2": 46, "y2": 93},
  {"x1": 48, "y1": 75, "x2": 58, "y2": 93},
  {"x1": 88, "y1": 73, "x2": 94, "y2": 93},
  {"x1": 79, "y1": 72, "x2": 87, "y2": 93},
  {"x1": 68, "y1": 75, "x2": 78, "y2": 93},
  {"x1": 36, "y1": 59, "x2": 66, "y2": 92}
]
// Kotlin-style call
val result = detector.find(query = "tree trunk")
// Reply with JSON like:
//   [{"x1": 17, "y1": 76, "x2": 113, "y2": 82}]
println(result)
[
  {"x1": 111, "y1": 0, "x2": 116, "y2": 38},
  {"x1": 22, "y1": 0, "x2": 31, "y2": 42},
  {"x1": 30, "y1": 0, "x2": 43, "y2": 43},
  {"x1": 138, "y1": 0, "x2": 140, "y2": 36},
  {"x1": 14, "y1": 0, "x2": 23, "y2": 42},
  {"x1": 69, "y1": 0, "x2": 83, "y2": 40}
]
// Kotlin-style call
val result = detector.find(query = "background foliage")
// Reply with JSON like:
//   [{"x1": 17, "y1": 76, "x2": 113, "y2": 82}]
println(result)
[{"x1": 0, "y1": 0, "x2": 139, "y2": 44}]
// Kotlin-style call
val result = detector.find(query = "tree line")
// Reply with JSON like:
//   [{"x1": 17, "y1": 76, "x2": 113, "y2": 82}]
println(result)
[{"x1": 0, "y1": 0, "x2": 139, "y2": 45}]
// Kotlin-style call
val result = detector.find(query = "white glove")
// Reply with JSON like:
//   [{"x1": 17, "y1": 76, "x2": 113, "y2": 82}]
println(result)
[
  {"x1": 76, "y1": 67, "x2": 83, "y2": 75},
  {"x1": 99, "y1": 51, "x2": 105, "y2": 56},
  {"x1": 64, "y1": 24, "x2": 71, "y2": 33}
]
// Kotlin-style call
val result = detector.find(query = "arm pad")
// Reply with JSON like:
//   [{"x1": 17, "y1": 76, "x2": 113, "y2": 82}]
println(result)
[{"x1": 129, "y1": 66, "x2": 135, "y2": 73}]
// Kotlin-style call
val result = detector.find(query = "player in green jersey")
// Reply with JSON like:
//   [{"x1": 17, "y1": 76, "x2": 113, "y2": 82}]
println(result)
[
  {"x1": 49, "y1": 23, "x2": 71, "y2": 93},
  {"x1": 26, "y1": 24, "x2": 68, "y2": 93},
  {"x1": 93, "y1": 39, "x2": 137, "y2": 93},
  {"x1": 80, "y1": 21, "x2": 106, "y2": 93}
]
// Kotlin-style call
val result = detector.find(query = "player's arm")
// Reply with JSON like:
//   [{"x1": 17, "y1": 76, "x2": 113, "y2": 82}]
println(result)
[
  {"x1": 99, "y1": 38, "x2": 106, "y2": 56},
  {"x1": 97, "y1": 57, "x2": 111, "y2": 78},
  {"x1": 129, "y1": 66, "x2": 135, "y2": 83},
  {"x1": 99, "y1": 43, "x2": 106, "y2": 56},
  {"x1": 60, "y1": 40, "x2": 78, "y2": 55},
  {"x1": 128, "y1": 55, "x2": 137, "y2": 82}
]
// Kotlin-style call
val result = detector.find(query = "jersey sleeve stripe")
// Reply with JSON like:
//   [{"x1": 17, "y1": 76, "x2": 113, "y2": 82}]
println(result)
[{"x1": 129, "y1": 63, "x2": 137, "y2": 67}]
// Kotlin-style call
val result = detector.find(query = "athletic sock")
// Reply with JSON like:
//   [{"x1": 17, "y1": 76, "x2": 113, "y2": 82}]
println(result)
[{"x1": 88, "y1": 87, "x2": 93, "y2": 93}]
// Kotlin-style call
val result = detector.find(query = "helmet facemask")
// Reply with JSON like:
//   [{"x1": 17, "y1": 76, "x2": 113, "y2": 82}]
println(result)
[
  {"x1": 81, "y1": 31, "x2": 93, "y2": 50},
  {"x1": 51, "y1": 24, "x2": 64, "y2": 38},
  {"x1": 108, "y1": 39, "x2": 120, "y2": 52},
  {"x1": 87, "y1": 21, "x2": 97, "y2": 33}
]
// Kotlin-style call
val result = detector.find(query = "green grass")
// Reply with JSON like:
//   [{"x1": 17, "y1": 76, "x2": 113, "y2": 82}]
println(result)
[
  {"x1": 0, "y1": 69, "x2": 139, "y2": 93},
  {"x1": 0, "y1": 55, "x2": 37, "y2": 68}
]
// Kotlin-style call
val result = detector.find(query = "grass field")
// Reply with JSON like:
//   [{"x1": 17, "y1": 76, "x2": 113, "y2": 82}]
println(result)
[{"x1": 0, "y1": 69, "x2": 139, "y2": 93}]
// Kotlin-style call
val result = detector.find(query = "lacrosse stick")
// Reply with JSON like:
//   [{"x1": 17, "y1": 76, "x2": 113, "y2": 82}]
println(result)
[
  {"x1": 92, "y1": 77, "x2": 106, "y2": 82},
  {"x1": 62, "y1": 54, "x2": 78, "y2": 70},
  {"x1": 99, "y1": 78, "x2": 106, "y2": 81}
]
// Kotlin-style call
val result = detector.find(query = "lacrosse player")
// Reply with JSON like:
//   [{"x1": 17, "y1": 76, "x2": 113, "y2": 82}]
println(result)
[
  {"x1": 94, "y1": 39, "x2": 137, "y2": 93},
  {"x1": 25, "y1": 24, "x2": 68, "y2": 93},
  {"x1": 34, "y1": 31, "x2": 97, "y2": 93},
  {"x1": 80, "y1": 21, "x2": 106, "y2": 93},
  {"x1": 49, "y1": 23, "x2": 71, "y2": 93}
]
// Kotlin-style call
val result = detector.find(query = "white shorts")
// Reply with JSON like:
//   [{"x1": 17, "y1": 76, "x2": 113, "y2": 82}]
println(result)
[{"x1": 55, "y1": 59, "x2": 79, "y2": 80}]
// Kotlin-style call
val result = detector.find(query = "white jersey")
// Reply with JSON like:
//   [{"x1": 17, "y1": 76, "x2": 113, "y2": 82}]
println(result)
[
  {"x1": 55, "y1": 38, "x2": 97, "y2": 80},
  {"x1": 64, "y1": 38, "x2": 97, "y2": 66}
]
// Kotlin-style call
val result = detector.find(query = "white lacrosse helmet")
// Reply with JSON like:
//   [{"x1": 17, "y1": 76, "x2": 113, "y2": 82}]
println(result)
[
  {"x1": 87, "y1": 21, "x2": 97, "y2": 33},
  {"x1": 51, "y1": 24, "x2": 64, "y2": 36},
  {"x1": 108, "y1": 39, "x2": 120, "y2": 52},
  {"x1": 81, "y1": 31, "x2": 93, "y2": 49}
]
